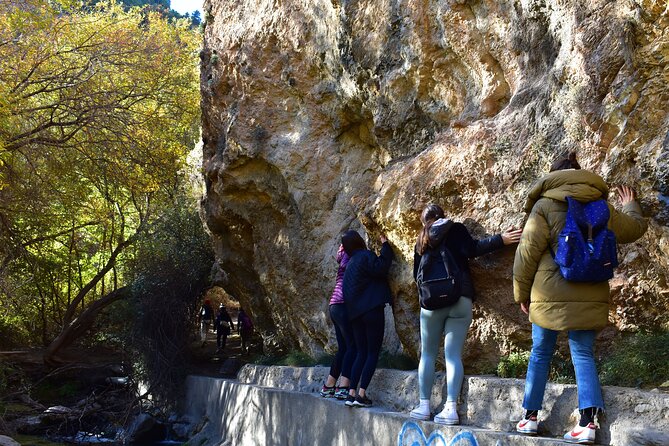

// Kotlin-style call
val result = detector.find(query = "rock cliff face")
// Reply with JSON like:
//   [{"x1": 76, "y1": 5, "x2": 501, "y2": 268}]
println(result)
[{"x1": 200, "y1": 0, "x2": 669, "y2": 365}]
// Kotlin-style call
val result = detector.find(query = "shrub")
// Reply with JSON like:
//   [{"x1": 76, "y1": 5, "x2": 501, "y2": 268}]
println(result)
[
  {"x1": 255, "y1": 351, "x2": 318, "y2": 367},
  {"x1": 549, "y1": 350, "x2": 575, "y2": 384},
  {"x1": 0, "y1": 362, "x2": 23, "y2": 396},
  {"x1": 277, "y1": 351, "x2": 317, "y2": 367},
  {"x1": 0, "y1": 316, "x2": 27, "y2": 350},
  {"x1": 497, "y1": 351, "x2": 530, "y2": 378},
  {"x1": 378, "y1": 352, "x2": 418, "y2": 370},
  {"x1": 314, "y1": 353, "x2": 334, "y2": 366},
  {"x1": 599, "y1": 330, "x2": 669, "y2": 388},
  {"x1": 496, "y1": 350, "x2": 575, "y2": 383}
]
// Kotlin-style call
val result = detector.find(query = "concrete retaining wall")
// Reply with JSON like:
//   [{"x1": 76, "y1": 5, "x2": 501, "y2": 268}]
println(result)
[
  {"x1": 236, "y1": 365, "x2": 669, "y2": 445},
  {"x1": 184, "y1": 376, "x2": 568, "y2": 446}
]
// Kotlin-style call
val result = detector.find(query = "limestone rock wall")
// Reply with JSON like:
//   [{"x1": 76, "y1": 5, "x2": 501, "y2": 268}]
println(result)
[{"x1": 200, "y1": 0, "x2": 669, "y2": 364}]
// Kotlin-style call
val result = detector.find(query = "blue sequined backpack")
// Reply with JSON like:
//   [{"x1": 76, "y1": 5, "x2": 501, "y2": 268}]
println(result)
[{"x1": 551, "y1": 197, "x2": 618, "y2": 282}]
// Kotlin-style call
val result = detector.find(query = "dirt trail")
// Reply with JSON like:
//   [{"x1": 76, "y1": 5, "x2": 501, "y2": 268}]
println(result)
[{"x1": 189, "y1": 327, "x2": 254, "y2": 377}]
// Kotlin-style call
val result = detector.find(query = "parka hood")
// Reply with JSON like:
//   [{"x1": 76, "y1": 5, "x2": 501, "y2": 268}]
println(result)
[
  {"x1": 524, "y1": 169, "x2": 609, "y2": 213},
  {"x1": 427, "y1": 218, "x2": 454, "y2": 246}
]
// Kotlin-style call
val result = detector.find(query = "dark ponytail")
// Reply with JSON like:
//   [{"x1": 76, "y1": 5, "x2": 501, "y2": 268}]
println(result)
[
  {"x1": 416, "y1": 204, "x2": 445, "y2": 255},
  {"x1": 550, "y1": 151, "x2": 581, "y2": 172}
]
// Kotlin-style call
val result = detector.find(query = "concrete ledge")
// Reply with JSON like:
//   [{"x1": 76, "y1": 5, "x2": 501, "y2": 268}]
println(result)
[
  {"x1": 235, "y1": 365, "x2": 669, "y2": 445},
  {"x1": 184, "y1": 375, "x2": 569, "y2": 446}
]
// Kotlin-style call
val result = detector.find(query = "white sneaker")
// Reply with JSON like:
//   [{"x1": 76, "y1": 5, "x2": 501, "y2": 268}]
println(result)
[
  {"x1": 516, "y1": 415, "x2": 538, "y2": 435},
  {"x1": 563, "y1": 422, "x2": 596, "y2": 444},
  {"x1": 434, "y1": 403, "x2": 459, "y2": 425},
  {"x1": 409, "y1": 405, "x2": 430, "y2": 421}
]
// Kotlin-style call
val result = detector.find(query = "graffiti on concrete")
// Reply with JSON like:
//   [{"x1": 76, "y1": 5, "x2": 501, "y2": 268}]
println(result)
[{"x1": 398, "y1": 421, "x2": 479, "y2": 446}]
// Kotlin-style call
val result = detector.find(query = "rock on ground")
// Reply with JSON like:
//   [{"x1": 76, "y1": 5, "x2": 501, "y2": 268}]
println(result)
[{"x1": 0, "y1": 436, "x2": 20, "y2": 446}]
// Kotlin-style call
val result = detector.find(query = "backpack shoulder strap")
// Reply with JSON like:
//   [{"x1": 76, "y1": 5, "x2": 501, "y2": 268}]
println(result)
[
  {"x1": 435, "y1": 222, "x2": 458, "y2": 276},
  {"x1": 417, "y1": 220, "x2": 457, "y2": 280},
  {"x1": 438, "y1": 241, "x2": 459, "y2": 277}
]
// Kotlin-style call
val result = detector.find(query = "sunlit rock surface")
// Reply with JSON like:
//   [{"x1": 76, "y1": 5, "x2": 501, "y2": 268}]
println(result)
[{"x1": 200, "y1": 0, "x2": 669, "y2": 364}]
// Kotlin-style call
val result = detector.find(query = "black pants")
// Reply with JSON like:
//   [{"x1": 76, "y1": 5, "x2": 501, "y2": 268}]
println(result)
[
  {"x1": 349, "y1": 305, "x2": 385, "y2": 390},
  {"x1": 240, "y1": 329, "x2": 252, "y2": 354},
  {"x1": 329, "y1": 303, "x2": 356, "y2": 380},
  {"x1": 217, "y1": 328, "x2": 230, "y2": 349}
]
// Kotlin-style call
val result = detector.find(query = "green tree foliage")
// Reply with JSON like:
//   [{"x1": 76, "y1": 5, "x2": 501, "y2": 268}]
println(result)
[
  {"x1": 190, "y1": 10, "x2": 202, "y2": 27},
  {"x1": 85, "y1": 0, "x2": 201, "y2": 27},
  {"x1": 119, "y1": 0, "x2": 170, "y2": 8},
  {"x1": 0, "y1": 0, "x2": 202, "y2": 361}
]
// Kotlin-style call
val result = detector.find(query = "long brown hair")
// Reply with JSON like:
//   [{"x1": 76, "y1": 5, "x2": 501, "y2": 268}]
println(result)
[
  {"x1": 416, "y1": 204, "x2": 445, "y2": 255},
  {"x1": 550, "y1": 151, "x2": 581, "y2": 172}
]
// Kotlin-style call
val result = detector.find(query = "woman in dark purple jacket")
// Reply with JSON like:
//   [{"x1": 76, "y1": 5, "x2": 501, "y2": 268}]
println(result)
[{"x1": 320, "y1": 245, "x2": 356, "y2": 399}]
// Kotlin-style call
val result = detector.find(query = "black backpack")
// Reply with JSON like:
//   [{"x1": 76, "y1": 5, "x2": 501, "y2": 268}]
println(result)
[{"x1": 415, "y1": 226, "x2": 462, "y2": 310}]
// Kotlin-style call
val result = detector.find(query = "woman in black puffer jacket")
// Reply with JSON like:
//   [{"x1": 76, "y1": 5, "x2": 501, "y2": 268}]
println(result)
[{"x1": 341, "y1": 229, "x2": 394, "y2": 408}]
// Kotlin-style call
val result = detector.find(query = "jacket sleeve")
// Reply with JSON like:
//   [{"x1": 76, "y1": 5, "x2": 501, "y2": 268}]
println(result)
[
  {"x1": 453, "y1": 224, "x2": 505, "y2": 258},
  {"x1": 367, "y1": 242, "x2": 395, "y2": 278},
  {"x1": 608, "y1": 201, "x2": 647, "y2": 244},
  {"x1": 513, "y1": 203, "x2": 550, "y2": 304}
]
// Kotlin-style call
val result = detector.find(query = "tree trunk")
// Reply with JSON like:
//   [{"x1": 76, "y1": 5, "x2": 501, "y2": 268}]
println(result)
[
  {"x1": 61, "y1": 233, "x2": 137, "y2": 326},
  {"x1": 43, "y1": 286, "x2": 131, "y2": 366}
]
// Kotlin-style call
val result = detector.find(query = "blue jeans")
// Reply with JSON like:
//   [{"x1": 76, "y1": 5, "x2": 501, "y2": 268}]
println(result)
[{"x1": 523, "y1": 324, "x2": 604, "y2": 411}]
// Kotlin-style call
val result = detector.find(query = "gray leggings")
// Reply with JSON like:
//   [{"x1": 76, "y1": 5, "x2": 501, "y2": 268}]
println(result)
[{"x1": 418, "y1": 297, "x2": 473, "y2": 401}]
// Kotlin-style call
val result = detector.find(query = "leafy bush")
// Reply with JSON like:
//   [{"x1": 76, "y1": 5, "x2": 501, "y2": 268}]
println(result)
[
  {"x1": 549, "y1": 351, "x2": 575, "y2": 384},
  {"x1": 32, "y1": 381, "x2": 81, "y2": 403},
  {"x1": 0, "y1": 316, "x2": 28, "y2": 350},
  {"x1": 256, "y1": 350, "x2": 418, "y2": 370},
  {"x1": 314, "y1": 353, "x2": 334, "y2": 366},
  {"x1": 257, "y1": 351, "x2": 317, "y2": 367},
  {"x1": 497, "y1": 351, "x2": 530, "y2": 378},
  {"x1": 496, "y1": 350, "x2": 575, "y2": 383},
  {"x1": 378, "y1": 352, "x2": 418, "y2": 370},
  {"x1": 0, "y1": 362, "x2": 22, "y2": 396},
  {"x1": 599, "y1": 330, "x2": 669, "y2": 388}
]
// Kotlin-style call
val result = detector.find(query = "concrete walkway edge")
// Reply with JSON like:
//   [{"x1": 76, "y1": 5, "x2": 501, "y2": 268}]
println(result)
[{"x1": 184, "y1": 365, "x2": 669, "y2": 446}]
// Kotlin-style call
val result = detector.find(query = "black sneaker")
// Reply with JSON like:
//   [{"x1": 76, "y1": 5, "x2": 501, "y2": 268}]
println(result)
[
  {"x1": 344, "y1": 395, "x2": 356, "y2": 407},
  {"x1": 350, "y1": 395, "x2": 373, "y2": 408}
]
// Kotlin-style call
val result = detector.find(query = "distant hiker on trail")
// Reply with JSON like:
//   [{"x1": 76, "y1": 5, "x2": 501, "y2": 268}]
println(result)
[
  {"x1": 513, "y1": 152, "x2": 647, "y2": 444},
  {"x1": 237, "y1": 309, "x2": 254, "y2": 355},
  {"x1": 409, "y1": 204, "x2": 521, "y2": 424},
  {"x1": 341, "y1": 230, "x2": 394, "y2": 408},
  {"x1": 215, "y1": 304, "x2": 234, "y2": 353},
  {"x1": 198, "y1": 299, "x2": 214, "y2": 347},
  {"x1": 320, "y1": 244, "x2": 356, "y2": 400}
]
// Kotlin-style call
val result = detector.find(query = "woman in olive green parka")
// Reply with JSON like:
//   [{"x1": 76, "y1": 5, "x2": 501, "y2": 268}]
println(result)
[{"x1": 513, "y1": 153, "x2": 647, "y2": 444}]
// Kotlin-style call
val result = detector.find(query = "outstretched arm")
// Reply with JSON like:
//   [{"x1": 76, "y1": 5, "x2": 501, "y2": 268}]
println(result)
[
  {"x1": 453, "y1": 224, "x2": 508, "y2": 258},
  {"x1": 609, "y1": 186, "x2": 647, "y2": 244},
  {"x1": 367, "y1": 235, "x2": 395, "y2": 278}
]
